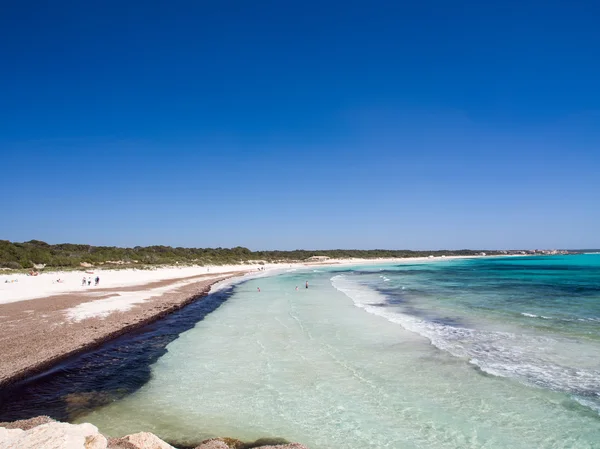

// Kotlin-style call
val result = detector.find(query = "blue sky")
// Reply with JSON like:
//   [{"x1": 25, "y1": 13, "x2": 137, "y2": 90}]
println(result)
[{"x1": 1, "y1": 1, "x2": 598, "y2": 250}]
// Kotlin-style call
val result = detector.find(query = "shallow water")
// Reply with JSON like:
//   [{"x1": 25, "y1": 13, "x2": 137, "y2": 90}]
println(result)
[{"x1": 73, "y1": 256, "x2": 600, "y2": 448}]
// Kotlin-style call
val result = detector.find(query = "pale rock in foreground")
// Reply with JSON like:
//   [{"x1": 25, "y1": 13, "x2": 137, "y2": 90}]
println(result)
[
  {"x1": 108, "y1": 432, "x2": 176, "y2": 449},
  {"x1": 0, "y1": 421, "x2": 107, "y2": 449},
  {"x1": 0, "y1": 417, "x2": 311, "y2": 449},
  {"x1": 0, "y1": 415, "x2": 56, "y2": 430},
  {"x1": 0, "y1": 427, "x2": 24, "y2": 444}
]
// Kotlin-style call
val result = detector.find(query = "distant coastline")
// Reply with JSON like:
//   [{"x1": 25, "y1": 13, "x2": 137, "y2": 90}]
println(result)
[{"x1": 0, "y1": 239, "x2": 577, "y2": 272}]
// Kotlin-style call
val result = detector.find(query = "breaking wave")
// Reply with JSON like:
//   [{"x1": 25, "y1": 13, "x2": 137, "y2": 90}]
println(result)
[{"x1": 331, "y1": 274, "x2": 600, "y2": 414}]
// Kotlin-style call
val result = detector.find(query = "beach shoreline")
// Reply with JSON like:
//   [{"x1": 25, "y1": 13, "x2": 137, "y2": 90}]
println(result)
[
  {"x1": 0, "y1": 255, "x2": 490, "y2": 390},
  {"x1": 0, "y1": 271, "x2": 248, "y2": 389},
  {"x1": 2, "y1": 254, "x2": 574, "y2": 449}
]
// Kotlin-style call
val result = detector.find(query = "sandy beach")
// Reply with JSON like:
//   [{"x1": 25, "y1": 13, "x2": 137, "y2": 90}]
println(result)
[
  {"x1": 0, "y1": 256, "x2": 477, "y2": 389},
  {"x1": 0, "y1": 267, "x2": 254, "y2": 388}
]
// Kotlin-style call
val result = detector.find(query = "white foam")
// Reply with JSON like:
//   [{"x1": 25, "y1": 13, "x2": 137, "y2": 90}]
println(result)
[
  {"x1": 573, "y1": 396, "x2": 600, "y2": 414},
  {"x1": 331, "y1": 274, "x2": 600, "y2": 411}
]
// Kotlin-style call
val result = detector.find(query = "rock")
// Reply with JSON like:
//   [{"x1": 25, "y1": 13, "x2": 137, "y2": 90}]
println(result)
[
  {"x1": 108, "y1": 432, "x2": 175, "y2": 449},
  {"x1": 194, "y1": 437, "x2": 308, "y2": 449},
  {"x1": 253, "y1": 444, "x2": 309, "y2": 449},
  {"x1": 0, "y1": 417, "x2": 311, "y2": 449},
  {"x1": 0, "y1": 421, "x2": 107, "y2": 449},
  {"x1": 0, "y1": 427, "x2": 24, "y2": 443},
  {"x1": 194, "y1": 436, "x2": 247, "y2": 449},
  {"x1": 107, "y1": 437, "x2": 140, "y2": 449},
  {"x1": 87, "y1": 433, "x2": 110, "y2": 449},
  {"x1": 220, "y1": 437, "x2": 245, "y2": 448},
  {"x1": 244, "y1": 438, "x2": 290, "y2": 448},
  {"x1": 0, "y1": 415, "x2": 56, "y2": 430},
  {"x1": 194, "y1": 438, "x2": 230, "y2": 449},
  {"x1": 65, "y1": 391, "x2": 113, "y2": 420}
]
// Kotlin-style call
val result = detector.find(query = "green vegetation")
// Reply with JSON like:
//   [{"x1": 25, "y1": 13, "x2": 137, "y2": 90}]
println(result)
[{"x1": 0, "y1": 239, "x2": 503, "y2": 270}]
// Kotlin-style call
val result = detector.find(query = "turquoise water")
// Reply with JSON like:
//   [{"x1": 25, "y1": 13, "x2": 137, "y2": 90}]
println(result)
[{"x1": 79, "y1": 255, "x2": 600, "y2": 448}]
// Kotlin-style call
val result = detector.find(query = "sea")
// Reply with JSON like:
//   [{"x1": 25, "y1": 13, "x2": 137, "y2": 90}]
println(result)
[{"x1": 1, "y1": 255, "x2": 599, "y2": 448}]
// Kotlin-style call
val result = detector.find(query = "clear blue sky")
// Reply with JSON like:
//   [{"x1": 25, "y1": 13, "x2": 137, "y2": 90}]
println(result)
[{"x1": 1, "y1": 1, "x2": 598, "y2": 250}]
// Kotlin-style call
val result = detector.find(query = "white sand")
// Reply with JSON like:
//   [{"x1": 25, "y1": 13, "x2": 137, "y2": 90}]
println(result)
[
  {"x1": 64, "y1": 278, "x2": 205, "y2": 322},
  {"x1": 0, "y1": 256, "x2": 482, "y2": 308},
  {"x1": 0, "y1": 265, "x2": 251, "y2": 305}
]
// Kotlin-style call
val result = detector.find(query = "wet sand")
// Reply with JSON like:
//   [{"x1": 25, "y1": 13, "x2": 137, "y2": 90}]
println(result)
[{"x1": 0, "y1": 271, "x2": 248, "y2": 388}]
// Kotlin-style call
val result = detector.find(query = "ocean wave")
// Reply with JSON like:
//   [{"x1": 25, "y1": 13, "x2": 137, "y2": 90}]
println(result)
[
  {"x1": 521, "y1": 313, "x2": 553, "y2": 320},
  {"x1": 521, "y1": 313, "x2": 600, "y2": 324},
  {"x1": 573, "y1": 396, "x2": 600, "y2": 414},
  {"x1": 331, "y1": 274, "x2": 600, "y2": 414}
]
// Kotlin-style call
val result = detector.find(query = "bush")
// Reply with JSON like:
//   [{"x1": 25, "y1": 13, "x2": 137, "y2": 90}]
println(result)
[
  {"x1": 0, "y1": 261, "x2": 22, "y2": 269},
  {"x1": 19, "y1": 259, "x2": 33, "y2": 269}
]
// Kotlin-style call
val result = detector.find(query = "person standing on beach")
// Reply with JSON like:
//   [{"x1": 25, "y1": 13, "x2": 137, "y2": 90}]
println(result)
[
  {"x1": 305, "y1": 281, "x2": 309, "y2": 289},
  {"x1": 95, "y1": 276, "x2": 100, "y2": 286},
  {"x1": 257, "y1": 287, "x2": 261, "y2": 292},
  {"x1": 87, "y1": 277, "x2": 91, "y2": 286},
  {"x1": 82, "y1": 276, "x2": 86, "y2": 286}
]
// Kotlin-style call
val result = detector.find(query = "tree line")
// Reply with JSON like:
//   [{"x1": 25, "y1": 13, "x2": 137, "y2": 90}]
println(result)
[{"x1": 0, "y1": 240, "x2": 500, "y2": 269}]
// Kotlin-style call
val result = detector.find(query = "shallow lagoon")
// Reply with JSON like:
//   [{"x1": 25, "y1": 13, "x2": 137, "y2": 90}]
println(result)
[{"x1": 78, "y1": 258, "x2": 600, "y2": 448}]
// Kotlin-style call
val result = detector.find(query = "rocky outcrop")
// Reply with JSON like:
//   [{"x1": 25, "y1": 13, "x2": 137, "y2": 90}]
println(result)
[
  {"x1": 0, "y1": 427, "x2": 23, "y2": 443},
  {"x1": 0, "y1": 415, "x2": 56, "y2": 430},
  {"x1": 0, "y1": 421, "x2": 107, "y2": 449},
  {"x1": 193, "y1": 438, "x2": 309, "y2": 449},
  {"x1": 0, "y1": 417, "x2": 310, "y2": 449},
  {"x1": 193, "y1": 437, "x2": 246, "y2": 449},
  {"x1": 194, "y1": 438, "x2": 230, "y2": 449},
  {"x1": 106, "y1": 437, "x2": 140, "y2": 449},
  {"x1": 107, "y1": 432, "x2": 176, "y2": 449}
]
